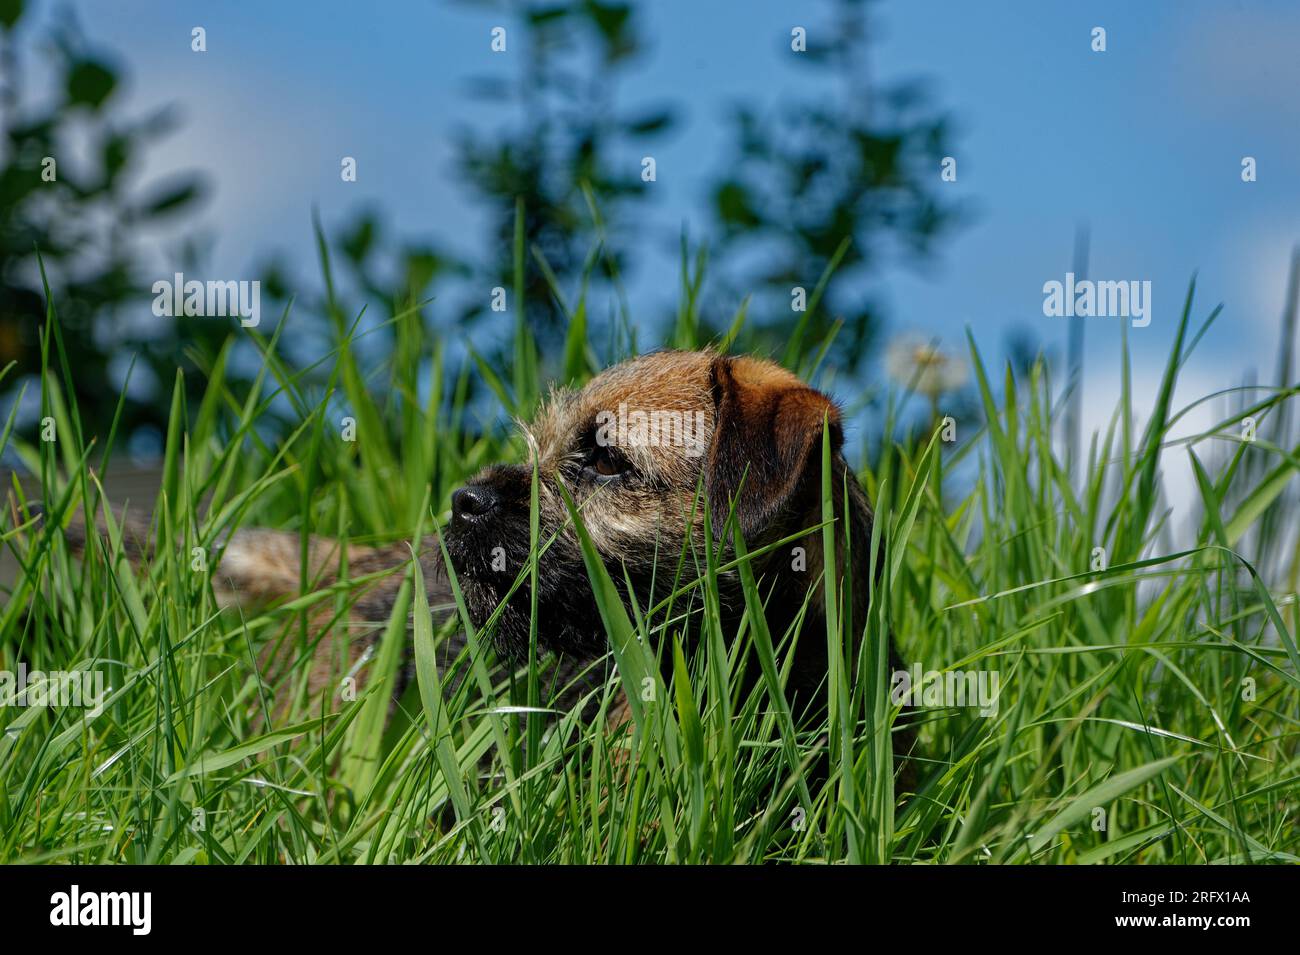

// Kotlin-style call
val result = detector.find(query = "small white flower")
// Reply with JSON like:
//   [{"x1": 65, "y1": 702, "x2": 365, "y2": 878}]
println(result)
[{"x1": 885, "y1": 334, "x2": 969, "y2": 397}]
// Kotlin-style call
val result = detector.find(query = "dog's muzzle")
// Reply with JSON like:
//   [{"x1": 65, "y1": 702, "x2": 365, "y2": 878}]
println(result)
[{"x1": 450, "y1": 483, "x2": 499, "y2": 531}]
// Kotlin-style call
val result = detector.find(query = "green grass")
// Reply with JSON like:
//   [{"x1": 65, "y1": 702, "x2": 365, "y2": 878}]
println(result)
[{"x1": 1, "y1": 227, "x2": 1298, "y2": 864}]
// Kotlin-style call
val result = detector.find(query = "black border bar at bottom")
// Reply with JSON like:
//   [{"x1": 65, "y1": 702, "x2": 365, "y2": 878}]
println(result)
[{"x1": 0, "y1": 863, "x2": 1279, "y2": 942}]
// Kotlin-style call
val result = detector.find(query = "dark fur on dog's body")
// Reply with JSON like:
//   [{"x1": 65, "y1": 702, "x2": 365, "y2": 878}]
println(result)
[{"x1": 47, "y1": 350, "x2": 904, "y2": 751}]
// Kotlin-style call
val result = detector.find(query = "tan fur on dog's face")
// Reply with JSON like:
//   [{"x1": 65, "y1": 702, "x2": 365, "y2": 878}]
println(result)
[
  {"x1": 443, "y1": 350, "x2": 850, "y2": 667},
  {"x1": 521, "y1": 350, "x2": 718, "y2": 564}
]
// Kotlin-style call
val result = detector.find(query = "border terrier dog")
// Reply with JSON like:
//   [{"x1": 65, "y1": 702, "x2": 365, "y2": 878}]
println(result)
[
  {"x1": 441, "y1": 349, "x2": 885, "y2": 709},
  {"x1": 49, "y1": 350, "x2": 902, "y2": 742}
]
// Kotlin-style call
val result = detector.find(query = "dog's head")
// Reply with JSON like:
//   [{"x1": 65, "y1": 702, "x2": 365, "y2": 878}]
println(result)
[{"x1": 442, "y1": 350, "x2": 845, "y2": 661}]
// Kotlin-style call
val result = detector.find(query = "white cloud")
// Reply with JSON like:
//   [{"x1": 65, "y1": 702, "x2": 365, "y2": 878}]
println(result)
[{"x1": 1076, "y1": 351, "x2": 1251, "y2": 541}]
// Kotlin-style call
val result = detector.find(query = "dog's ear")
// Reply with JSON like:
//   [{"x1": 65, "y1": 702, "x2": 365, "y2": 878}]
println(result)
[{"x1": 705, "y1": 355, "x2": 842, "y2": 541}]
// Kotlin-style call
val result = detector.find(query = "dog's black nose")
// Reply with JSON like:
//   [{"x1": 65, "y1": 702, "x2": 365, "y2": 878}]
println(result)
[{"x1": 451, "y1": 484, "x2": 498, "y2": 526}]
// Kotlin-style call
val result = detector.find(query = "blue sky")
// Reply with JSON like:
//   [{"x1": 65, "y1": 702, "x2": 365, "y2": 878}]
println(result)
[{"x1": 33, "y1": 0, "x2": 1300, "y2": 495}]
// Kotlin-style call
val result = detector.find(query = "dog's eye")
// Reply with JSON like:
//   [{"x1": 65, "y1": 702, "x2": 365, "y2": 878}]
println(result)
[{"x1": 587, "y1": 445, "x2": 627, "y2": 480}]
